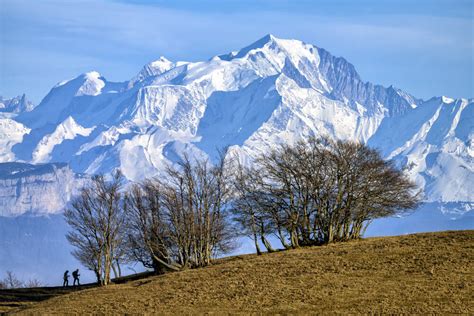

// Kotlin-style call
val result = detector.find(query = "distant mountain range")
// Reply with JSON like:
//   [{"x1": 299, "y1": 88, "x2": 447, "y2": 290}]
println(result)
[{"x1": 1, "y1": 34, "x2": 472, "y2": 216}]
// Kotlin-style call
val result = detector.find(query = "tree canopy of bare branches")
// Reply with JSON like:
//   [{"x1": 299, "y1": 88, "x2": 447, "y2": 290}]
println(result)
[{"x1": 231, "y1": 137, "x2": 421, "y2": 253}]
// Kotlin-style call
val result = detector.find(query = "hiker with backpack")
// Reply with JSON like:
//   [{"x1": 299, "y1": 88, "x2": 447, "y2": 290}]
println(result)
[{"x1": 72, "y1": 269, "x2": 80, "y2": 286}]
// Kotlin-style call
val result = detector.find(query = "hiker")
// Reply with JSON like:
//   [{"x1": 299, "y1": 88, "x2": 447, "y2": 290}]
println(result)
[
  {"x1": 72, "y1": 269, "x2": 80, "y2": 286},
  {"x1": 63, "y1": 270, "x2": 69, "y2": 287}
]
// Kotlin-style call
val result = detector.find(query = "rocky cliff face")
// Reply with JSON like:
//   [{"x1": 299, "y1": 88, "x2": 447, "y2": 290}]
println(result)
[
  {"x1": 0, "y1": 162, "x2": 87, "y2": 217},
  {"x1": 0, "y1": 94, "x2": 35, "y2": 114}
]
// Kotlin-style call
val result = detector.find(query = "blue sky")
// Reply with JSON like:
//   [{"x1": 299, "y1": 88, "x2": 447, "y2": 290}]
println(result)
[{"x1": 1, "y1": 0, "x2": 472, "y2": 103}]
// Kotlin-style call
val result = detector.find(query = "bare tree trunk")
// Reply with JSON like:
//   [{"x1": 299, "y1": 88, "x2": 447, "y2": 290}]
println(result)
[
  {"x1": 259, "y1": 222, "x2": 274, "y2": 252},
  {"x1": 328, "y1": 224, "x2": 334, "y2": 243},
  {"x1": 276, "y1": 226, "x2": 291, "y2": 249},
  {"x1": 111, "y1": 262, "x2": 119, "y2": 279},
  {"x1": 290, "y1": 229, "x2": 300, "y2": 248},
  {"x1": 252, "y1": 231, "x2": 262, "y2": 255},
  {"x1": 94, "y1": 269, "x2": 101, "y2": 285},
  {"x1": 260, "y1": 234, "x2": 275, "y2": 253},
  {"x1": 116, "y1": 259, "x2": 122, "y2": 277},
  {"x1": 104, "y1": 251, "x2": 111, "y2": 285},
  {"x1": 152, "y1": 253, "x2": 181, "y2": 272},
  {"x1": 97, "y1": 256, "x2": 103, "y2": 285},
  {"x1": 361, "y1": 220, "x2": 372, "y2": 237}
]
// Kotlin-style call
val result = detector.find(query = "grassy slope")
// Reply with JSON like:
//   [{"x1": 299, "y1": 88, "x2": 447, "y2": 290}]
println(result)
[{"x1": 5, "y1": 230, "x2": 474, "y2": 314}]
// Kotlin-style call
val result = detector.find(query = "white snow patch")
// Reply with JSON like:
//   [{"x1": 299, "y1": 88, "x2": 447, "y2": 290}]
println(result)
[
  {"x1": 442, "y1": 96, "x2": 455, "y2": 104},
  {"x1": 33, "y1": 116, "x2": 95, "y2": 163},
  {"x1": 0, "y1": 118, "x2": 31, "y2": 162},
  {"x1": 75, "y1": 71, "x2": 105, "y2": 96}
]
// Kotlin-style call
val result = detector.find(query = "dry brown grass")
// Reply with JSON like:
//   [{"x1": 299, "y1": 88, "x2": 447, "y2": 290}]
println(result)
[{"x1": 4, "y1": 230, "x2": 473, "y2": 314}]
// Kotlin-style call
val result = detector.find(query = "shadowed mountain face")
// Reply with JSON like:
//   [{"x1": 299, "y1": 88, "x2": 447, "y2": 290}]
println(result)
[{"x1": 0, "y1": 35, "x2": 472, "y2": 284}]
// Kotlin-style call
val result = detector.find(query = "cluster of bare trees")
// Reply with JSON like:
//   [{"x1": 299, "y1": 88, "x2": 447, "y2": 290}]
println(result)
[
  {"x1": 65, "y1": 138, "x2": 420, "y2": 285},
  {"x1": 65, "y1": 156, "x2": 235, "y2": 285},
  {"x1": 125, "y1": 156, "x2": 234, "y2": 273},
  {"x1": 231, "y1": 137, "x2": 421, "y2": 253},
  {"x1": 0, "y1": 271, "x2": 42, "y2": 289}
]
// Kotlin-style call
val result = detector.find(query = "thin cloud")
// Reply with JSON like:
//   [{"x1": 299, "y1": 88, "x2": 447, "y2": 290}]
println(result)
[{"x1": 1, "y1": 0, "x2": 472, "y2": 102}]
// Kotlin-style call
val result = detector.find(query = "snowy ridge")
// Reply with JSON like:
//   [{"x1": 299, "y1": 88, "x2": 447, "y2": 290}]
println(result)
[
  {"x1": 32, "y1": 116, "x2": 95, "y2": 163},
  {"x1": 1, "y1": 34, "x2": 472, "y2": 216}
]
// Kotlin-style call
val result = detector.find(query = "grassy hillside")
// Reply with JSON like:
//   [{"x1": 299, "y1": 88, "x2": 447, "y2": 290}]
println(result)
[{"x1": 3, "y1": 230, "x2": 473, "y2": 314}]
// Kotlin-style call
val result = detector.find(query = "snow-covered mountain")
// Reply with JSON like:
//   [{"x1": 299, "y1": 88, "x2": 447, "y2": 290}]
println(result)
[{"x1": 1, "y1": 34, "x2": 473, "y2": 215}]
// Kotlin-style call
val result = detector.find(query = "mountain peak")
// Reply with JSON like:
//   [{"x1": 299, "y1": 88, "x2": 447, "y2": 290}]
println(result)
[
  {"x1": 258, "y1": 33, "x2": 278, "y2": 44},
  {"x1": 81, "y1": 71, "x2": 102, "y2": 80},
  {"x1": 145, "y1": 56, "x2": 174, "y2": 71},
  {"x1": 152, "y1": 56, "x2": 172, "y2": 64},
  {"x1": 75, "y1": 71, "x2": 105, "y2": 97},
  {"x1": 54, "y1": 71, "x2": 104, "y2": 89},
  {"x1": 129, "y1": 57, "x2": 176, "y2": 87},
  {"x1": 218, "y1": 34, "x2": 284, "y2": 61}
]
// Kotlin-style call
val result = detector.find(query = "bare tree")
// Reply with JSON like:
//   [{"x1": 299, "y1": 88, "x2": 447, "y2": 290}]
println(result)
[
  {"x1": 25, "y1": 278, "x2": 43, "y2": 288},
  {"x1": 64, "y1": 170, "x2": 126, "y2": 286},
  {"x1": 1, "y1": 271, "x2": 24, "y2": 289}
]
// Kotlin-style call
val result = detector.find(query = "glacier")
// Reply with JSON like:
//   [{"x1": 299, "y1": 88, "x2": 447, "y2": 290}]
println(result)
[{"x1": 0, "y1": 34, "x2": 472, "y2": 284}]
